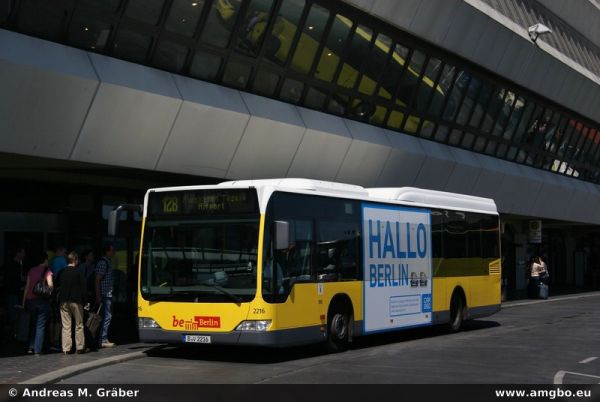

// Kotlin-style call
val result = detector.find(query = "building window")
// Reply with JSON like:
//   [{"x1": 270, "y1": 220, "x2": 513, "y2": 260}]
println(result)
[
  {"x1": 112, "y1": 29, "x2": 153, "y2": 63},
  {"x1": 289, "y1": 3, "x2": 329, "y2": 74},
  {"x1": 153, "y1": 40, "x2": 188, "y2": 72},
  {"x1": 165, "y1": 0, "x2": 206, "y2": 37},
  {"x1": 67, "y1": 11, "x2": 111, "y2": 50},
  {"x1": 125, "y1": 0, "x2": 165, "y2": 26},
  {"x1": 190, "y1": 50, "x2": 222, "y2": 81},
  {"x1": 201, "y1": 0, "x2": 240, "y2": 48},
  {"x1": 222, "y1": 60, "x2": 253, "y2": 89}
]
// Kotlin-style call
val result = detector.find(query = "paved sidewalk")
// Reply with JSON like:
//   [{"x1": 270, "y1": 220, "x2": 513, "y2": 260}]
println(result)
[
  {"x1": 0, "y1": 342, "x2": 156, "y2": 384},
  {"x1": 501, "y1": 290, "x2": 600, "y2": 309}
]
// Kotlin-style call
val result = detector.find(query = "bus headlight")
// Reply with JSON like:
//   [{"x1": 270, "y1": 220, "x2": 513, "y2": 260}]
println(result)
[
  {"x1": 235, "y1": 320, "x2": 271, "y2": 331},
  {"x1": 139, "y1": 317, "x2": 161, "y2": 328}
]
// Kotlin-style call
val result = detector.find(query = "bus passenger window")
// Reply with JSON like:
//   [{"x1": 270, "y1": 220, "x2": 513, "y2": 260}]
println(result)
[{"x1": 317, "y1": 220, "x2": 360, "y2": 281}]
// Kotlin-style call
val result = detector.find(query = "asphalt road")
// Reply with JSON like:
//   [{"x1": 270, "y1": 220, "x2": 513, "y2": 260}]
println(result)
[{"x1": 61, "y1": 294, "x2": 600, "y2": 384}]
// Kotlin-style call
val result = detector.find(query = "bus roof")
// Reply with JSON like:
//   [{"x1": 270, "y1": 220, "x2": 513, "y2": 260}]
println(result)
[{"x1": 147, "y1": 178, "x2": 498, "y2": 215}]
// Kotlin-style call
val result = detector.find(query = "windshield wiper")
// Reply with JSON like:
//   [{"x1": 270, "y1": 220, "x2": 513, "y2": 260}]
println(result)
[{"x1": 197, "y1": 283, "x2": 242, "y2": 304}]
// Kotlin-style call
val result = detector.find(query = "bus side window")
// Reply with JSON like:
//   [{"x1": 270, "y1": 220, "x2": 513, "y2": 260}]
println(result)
[
  {"x1": 317, "y1": 220, "x2": 360, "y2": 281},
  {"x1": 444, "y1": 210, "x2": 467, "y2": 258}
]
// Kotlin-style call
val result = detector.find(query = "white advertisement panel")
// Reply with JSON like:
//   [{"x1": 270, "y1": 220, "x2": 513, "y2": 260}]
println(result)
[{"x1": 362, "y1": 203, "x2": 432, "y2": 333}]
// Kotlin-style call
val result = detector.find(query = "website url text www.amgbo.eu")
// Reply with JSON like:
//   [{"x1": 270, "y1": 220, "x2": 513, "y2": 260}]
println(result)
[{"x1": 495, "y1": 388, "x2": 592, "y2": 400}]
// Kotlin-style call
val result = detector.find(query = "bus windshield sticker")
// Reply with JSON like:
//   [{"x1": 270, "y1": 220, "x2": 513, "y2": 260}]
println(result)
[{"x1": 362, "y1": 203, "x2": 433, "y2": 333}]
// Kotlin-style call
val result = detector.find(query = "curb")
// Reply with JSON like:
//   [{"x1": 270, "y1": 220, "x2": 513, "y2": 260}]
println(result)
[
  {"x1": 502, "y1": 291, "x2": 600, "y2": 309},
  {"x1": 19, "y1": 350, "x2": 150, "y2": 384}
]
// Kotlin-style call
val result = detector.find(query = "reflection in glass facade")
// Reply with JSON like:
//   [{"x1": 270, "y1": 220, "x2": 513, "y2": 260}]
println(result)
[{"x1": 2, "y1": 0, "x2": 599, "y2": 183}]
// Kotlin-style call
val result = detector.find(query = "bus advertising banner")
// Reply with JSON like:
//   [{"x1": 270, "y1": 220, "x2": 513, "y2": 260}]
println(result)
[{"x1": 362, "y1": 204, "x2": 432, "y2": 333}]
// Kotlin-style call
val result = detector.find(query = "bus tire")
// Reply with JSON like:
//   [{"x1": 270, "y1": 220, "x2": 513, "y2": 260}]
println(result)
[
  {"x1": 448, "y1": 292, "x2": 465, "y2": 332},
  {"x1": 326, "y1": 303, "x2": 351, "y2": 353}
]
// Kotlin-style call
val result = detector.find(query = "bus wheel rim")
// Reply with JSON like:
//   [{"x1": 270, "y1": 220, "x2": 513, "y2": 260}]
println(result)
[{"x1": 331, "y1": 314, "x2": 347, "y2": 339}]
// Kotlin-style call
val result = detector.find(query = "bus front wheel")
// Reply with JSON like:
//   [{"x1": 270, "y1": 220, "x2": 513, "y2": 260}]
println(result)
[{"x1": 326, "y1": 305, "x2": 351, "y2": 353}]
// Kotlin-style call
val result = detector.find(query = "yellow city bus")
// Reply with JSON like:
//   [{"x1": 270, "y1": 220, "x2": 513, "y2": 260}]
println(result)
[{"x1": 125, "y1": 179, "x2": 501, "y2": 351}]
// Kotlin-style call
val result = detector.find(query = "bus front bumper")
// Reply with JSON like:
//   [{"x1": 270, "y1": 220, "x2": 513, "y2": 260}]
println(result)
[{"x1": 139, "y1": 326, "x2": 325, "y2": 348}]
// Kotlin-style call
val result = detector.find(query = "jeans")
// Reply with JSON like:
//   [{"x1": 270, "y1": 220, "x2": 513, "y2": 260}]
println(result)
[
  {"x1": 100, "y1": 296, "x2": 112, "y2": 344},
  {"x1": 25, "y1": 298, "x2": 50, "y2": 354}
]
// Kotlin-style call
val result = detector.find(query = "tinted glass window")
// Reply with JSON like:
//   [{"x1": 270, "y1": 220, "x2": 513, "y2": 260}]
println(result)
[
  {"x1": 395, "y1": 49, "x2": 426, "y2": 107},
  {"x1": 125, "y1": 0, "x2": 165, "y2": 25},
  {"x1": 112, "y1": 29, "x2": 153, "y2": 63},
  {"x1": 412, "y1": 57, "x2": 442, "y2": 114},
  {"x1": 17, "y1": 0, "x2": 68, "y2": 41},
  {"x1": 442, "y1": 70, "x2": 470, "y2": 122},
  {"x1": 165, "y1": 0, "x2": 205, "y2": 37},
  {"x1": 67, "y1": 11, "x2": 111, "y2": 50},
  {"x1": 336, "y1": 24, "x2": 373, "y2": 89},
  {"x1": 234, "y1": 0, "x2": 275, "y2": 56},
  {"x1": 316, "y1": 218, "x2": 360, "y2": 281},
  {"x1": 378, "y1": 43, "x2": 409, "y2": 101},
  {"x1": 153, "y1": 40, "x2": 188, "y2": 72},
  {"x1": 78, "y1": 0, "x2": 121, "y2": 13},
  {"x1": 222, "y1": 60, "x2": 253, "y2": 88},
  {"x1": 252, "y1": 70, "x2": 279, "y2": 96},
  {"x1": 315, "y1": 14, "x2": 352, "y2": 82},
  {"x1": 431, "y1": 210, "x2": 443, "y2": 260},
  {"x1": 190, "y1": 51, "x2": 222, "y2": 80},
  {"x1": 264, "y1": 0, "x2": 306, "y2": 65},
  {"x1": 443, "y1": 210, "x2": 466, "y2": 258},
  {"x1": 289, "y1": 3, "x2": 329, "y2": 74},
  {"x1": 358, "y1": 33, "x2": 392, "y2": 96},
  {"x1": 201, "y1": 0, "x2": 240, "y2": 48}
]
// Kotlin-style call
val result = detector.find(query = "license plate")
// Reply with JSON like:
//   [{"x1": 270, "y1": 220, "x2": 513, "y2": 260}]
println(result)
[{"x1": 183, "y1": 335, "x2": 211, "y2": 344}]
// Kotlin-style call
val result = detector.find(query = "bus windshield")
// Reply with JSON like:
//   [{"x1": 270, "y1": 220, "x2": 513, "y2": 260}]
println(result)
[{"x1": 140, "y1": 189, "x2": 260, "y2": 303}]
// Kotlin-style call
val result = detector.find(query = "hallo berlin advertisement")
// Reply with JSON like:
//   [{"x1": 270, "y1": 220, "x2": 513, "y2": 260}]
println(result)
[{"x1": 362, "y1": 204, "x2": 433, "y2": 333}]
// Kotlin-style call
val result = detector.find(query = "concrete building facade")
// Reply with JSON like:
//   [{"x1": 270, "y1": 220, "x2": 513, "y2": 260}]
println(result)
[{"x1": 0, "y1": 0, "x2": 599, "y2": 299}]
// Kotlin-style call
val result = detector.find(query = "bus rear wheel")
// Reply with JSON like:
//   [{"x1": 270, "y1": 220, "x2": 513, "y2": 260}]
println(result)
[
  {"x1": 448, "y1": 293, "x2": 465, "y2": 332},
  {"x1": 326, "y1": 305, "x2": 351, "y2": 353}
]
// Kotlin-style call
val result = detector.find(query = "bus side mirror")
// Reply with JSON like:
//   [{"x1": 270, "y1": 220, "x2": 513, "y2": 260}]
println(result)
[
  {"x1": 107, "y1": 204, "x2": 142, "y2": 237},
  {"x1": 274, "y1": 221, "x2": 290, "y2": 251},
  {"x1": 108, "y1": 210, "x2": 120, "y2": 237}
]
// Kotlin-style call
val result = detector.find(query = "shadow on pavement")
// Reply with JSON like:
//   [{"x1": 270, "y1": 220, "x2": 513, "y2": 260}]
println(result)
[{"x1": 144, "y1": 320, "x2": 501, "y2": 364}]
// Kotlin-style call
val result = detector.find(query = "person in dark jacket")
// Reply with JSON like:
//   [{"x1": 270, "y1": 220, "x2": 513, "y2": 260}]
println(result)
[{"x1": 59, "y1": 252, "x2": 88, "y2": 354}]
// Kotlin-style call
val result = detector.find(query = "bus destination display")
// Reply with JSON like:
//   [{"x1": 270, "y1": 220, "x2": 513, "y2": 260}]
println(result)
[{"x1": 149, "y1": 189, "x2": 258, "y2": 217}]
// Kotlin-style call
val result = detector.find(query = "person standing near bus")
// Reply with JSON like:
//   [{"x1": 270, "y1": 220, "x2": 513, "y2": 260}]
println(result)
[
  {"x1": 529, "y1": 256, "x2": 543, "y2": 298},
  {"x1": 50, "y1": 246, "x2": 68, "y2": 279},
  {"x1": 95, "y1": 244, "x2": 116, "y2": 348},
  {"x1": 59, "y1": 252, "x2": 88, "y2": 354},
  {"x1": 22, "y1": 252, "x2": 53, "y2": 355}
]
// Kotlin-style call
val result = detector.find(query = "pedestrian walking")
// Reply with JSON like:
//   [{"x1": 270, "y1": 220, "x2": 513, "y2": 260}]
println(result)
[
  {"x1": 22, "y1": 252, "x2": 53, "y2": 355},
  {"x1": 95, "y1": 244, "x2": 116, "y2": 348},
  {"x1": 59, "y1": 252, "x2": 88, "y2": 354}
]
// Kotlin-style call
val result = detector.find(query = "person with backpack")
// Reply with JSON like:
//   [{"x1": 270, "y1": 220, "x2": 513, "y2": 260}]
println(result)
[{"x1": 22, "y1": 252, "x2": 53, "y2": 355}]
